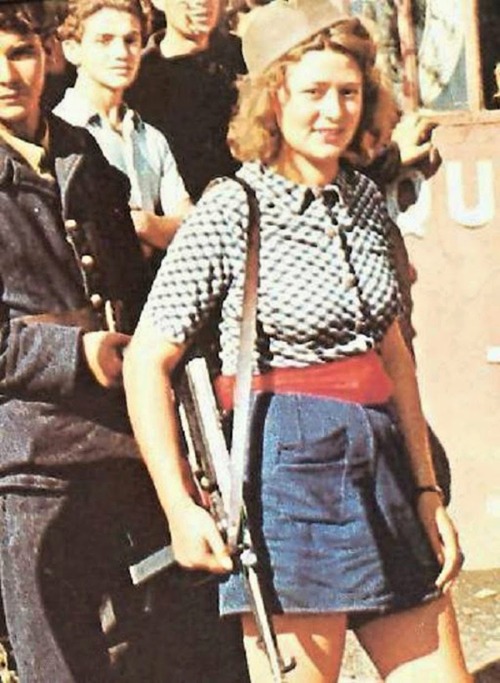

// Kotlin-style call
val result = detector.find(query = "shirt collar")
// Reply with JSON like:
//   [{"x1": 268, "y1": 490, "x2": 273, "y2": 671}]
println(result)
[
  {"x1": 239, "y1": 161, "x2": 351, "y2": 214},
  {"x1": 0, "y1": 121, "x2": 51, "y2": 177},
  {"x1": 55, "y1": 87, "x2": 143, "y2": 131}
]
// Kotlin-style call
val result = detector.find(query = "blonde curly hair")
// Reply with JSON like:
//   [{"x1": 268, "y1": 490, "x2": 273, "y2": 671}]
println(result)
[{"x1": 229, "y1": 17, "x2": 399, "y2": 168}]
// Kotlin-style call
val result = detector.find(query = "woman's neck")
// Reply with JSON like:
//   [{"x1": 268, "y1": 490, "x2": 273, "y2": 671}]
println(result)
[{"x1": 273, "y1": 150, "x2": 339, "y2": 188}]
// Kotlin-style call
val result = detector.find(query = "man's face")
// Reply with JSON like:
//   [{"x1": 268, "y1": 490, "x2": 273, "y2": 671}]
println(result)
[
  {"x1": 159, "y1": 0, "x2": 221, "y2": 41},
  {"x1": 0, "y1": 29, "x2": 45, "y2": 138},
  {"x1": 64, "y1": 9, "x2": 142, "y2": 93}
]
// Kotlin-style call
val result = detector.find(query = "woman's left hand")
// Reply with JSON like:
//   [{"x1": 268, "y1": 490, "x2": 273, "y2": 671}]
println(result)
[{"x1": 417, "y1": 492, "x2": 464, "y2": 592}]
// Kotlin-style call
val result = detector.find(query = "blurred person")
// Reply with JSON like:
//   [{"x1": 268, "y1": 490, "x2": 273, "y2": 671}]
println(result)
[
  {"x1": 123, "y1": 1, "x2": 471, "y2": 681},
  {"x1": 55, "y1": 0, "x2": 192, "y2": 258}
]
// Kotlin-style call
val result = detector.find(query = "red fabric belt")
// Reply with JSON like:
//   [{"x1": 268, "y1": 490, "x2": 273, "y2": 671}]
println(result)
[{"x1": 214, "y1": 350, "x2": 393, "y2": 413}]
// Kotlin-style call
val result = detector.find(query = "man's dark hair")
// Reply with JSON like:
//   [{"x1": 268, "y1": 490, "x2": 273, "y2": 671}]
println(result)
[{"x1": 0, "y1": 1, "x2": 54, "y2": 37}]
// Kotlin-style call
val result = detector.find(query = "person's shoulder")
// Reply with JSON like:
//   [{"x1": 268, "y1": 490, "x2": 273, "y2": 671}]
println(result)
[
  {"x1": 138, "y1": 117, "x2": 177, "y2": 160},
  {"x1": 0, "y1": 136, "x2": 23, "y2": 182},
  {"x1": 139, "y1": 117, "x2": 168, "y2": 145},
  {"x1": 48, "y1": 113, "x2": 131, "y2": 194},
  {"x1": 183, "y1": 173, "x2": 251, "y2": 242},
  {"x1": 199, "y1": 175, "x2": 247, "y2": 209},
  {"x1": 204, "y1": 163, "x2": 260, "y2": 202},
  {"x1": 49, "y1": 112, "x2": 97, "y2": 152},
  {"x1": 210, "y1": 30, "x2": 246, "y2": 74},
  {"x1": 338, "y1": 163, "x2": 392, "y2": 233}
]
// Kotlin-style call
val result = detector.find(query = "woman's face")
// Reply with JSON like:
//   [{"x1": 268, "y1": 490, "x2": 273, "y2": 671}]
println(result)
[{"x1": 273, "y1": 48, "x2": 364, "y2": 183}]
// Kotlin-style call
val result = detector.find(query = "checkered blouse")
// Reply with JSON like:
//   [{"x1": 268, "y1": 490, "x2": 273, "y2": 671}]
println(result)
[{"x1": 140, "y1": 162, "x2": 401, "y2": 375}]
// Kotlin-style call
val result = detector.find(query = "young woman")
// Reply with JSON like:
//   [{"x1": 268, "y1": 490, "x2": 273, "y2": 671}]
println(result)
[{"x1": 124, "y1": 1, "x2": 471, "y2": 680}]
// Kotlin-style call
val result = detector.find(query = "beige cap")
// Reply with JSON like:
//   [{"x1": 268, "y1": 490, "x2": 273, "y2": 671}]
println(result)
[{"x1": 242, "y1": 0, "x2": 351, "y2": 76}]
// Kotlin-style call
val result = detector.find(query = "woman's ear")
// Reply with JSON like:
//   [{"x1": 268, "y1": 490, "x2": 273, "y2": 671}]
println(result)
[{"x1": 61, "y1": 39, "x2": 82, "y2": 68}]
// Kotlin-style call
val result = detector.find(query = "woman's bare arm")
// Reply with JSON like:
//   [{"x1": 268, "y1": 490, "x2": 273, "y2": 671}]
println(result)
[
  {"x1": 123, "y1": 321, "x2": 232, "y2": 573},
  {"x1": 380, "y1": 320, "x2": 462, "y2": 590}
]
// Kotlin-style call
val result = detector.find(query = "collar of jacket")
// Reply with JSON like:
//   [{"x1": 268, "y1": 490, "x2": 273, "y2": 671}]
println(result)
[
  {"x1": 0, "y1": 114, "x2": 105, "y2": 215},
  {"x1": 0, "y1": 134, "x2": 55, "y2": 196}
]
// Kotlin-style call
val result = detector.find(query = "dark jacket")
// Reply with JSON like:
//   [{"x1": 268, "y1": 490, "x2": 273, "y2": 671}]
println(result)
[{"x1": 0, "y1": 114, "x2": 151, "y2": 479}]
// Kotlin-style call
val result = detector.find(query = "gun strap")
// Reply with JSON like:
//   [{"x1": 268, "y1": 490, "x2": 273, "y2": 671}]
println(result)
[
  {"x1": 226, "y1": 178, "x2": 260, "y2": 553},
  {"x1": 224, "y1": 180, "x2": 296, "y2": 678}
]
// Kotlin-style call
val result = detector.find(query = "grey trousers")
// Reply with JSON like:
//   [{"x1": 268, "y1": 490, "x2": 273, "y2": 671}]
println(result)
[{"x1": 0, "y1": 461, "x2": 249, "y2": 683}]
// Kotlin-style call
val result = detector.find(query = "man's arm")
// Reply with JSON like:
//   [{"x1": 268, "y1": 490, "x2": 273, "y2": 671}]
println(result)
[
  {"x1": 0, "y1": 312, "x2": 84, "y2": 400},
  {"x1": 0, "y1": 309, "x2": 131, "y2": 399},
  {"x1": 130, "y1": 195, "x2": 192, "y2": 251},
  {"x1": 365, "y1": 113, "x2": 441, "y2": 189}
]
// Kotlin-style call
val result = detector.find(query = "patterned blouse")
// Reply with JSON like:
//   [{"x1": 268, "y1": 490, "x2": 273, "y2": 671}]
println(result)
[{"x1": 140, "y1": 161, "x2": 401, "y2": 375}]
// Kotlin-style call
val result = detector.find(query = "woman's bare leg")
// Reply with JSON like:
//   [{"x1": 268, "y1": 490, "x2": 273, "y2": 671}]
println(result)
[
  {"x1": 242, "y1": 613, "x2": 347, "y2": 683},
  {"x1": 355, "y1": 594, "x2": 472, "y2": 682}
]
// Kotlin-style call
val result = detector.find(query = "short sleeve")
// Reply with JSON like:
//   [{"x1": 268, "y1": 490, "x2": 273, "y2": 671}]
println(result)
[
  {"x1": 155, "y1": 129, "x2": 190, "y2": 214},
  {"x1": 139, "y1": 182, "x2": 243, "y2": 344}
]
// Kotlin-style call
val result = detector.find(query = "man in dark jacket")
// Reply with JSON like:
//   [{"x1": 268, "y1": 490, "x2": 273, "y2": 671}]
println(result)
[
  {"x1": 0, "y1": 5, "x2": 248, "y2": 681},
  {"x1": 126, "y1": 0, "x2": 245, "y2": 202}
]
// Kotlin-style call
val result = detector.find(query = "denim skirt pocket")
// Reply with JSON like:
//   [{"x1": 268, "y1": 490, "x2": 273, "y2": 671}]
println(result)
[{"x1": 265, "y1": 425, "x2": 349, "y2": 524}]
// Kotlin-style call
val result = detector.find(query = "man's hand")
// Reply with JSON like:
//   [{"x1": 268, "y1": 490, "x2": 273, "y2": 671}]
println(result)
[
  {"x1": 130, "y1": 207, "x2": 187, "y2": 253},
  {"x1": 82, "y1": 331, "x2": 131, "y2": 388},
  {"x1": 392, "y1": 113, "x2": 441, "y2": 171}
]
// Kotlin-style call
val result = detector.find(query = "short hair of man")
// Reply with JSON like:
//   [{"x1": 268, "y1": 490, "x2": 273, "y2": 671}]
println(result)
[
  {"x1": 229, "y1": 17, "x2": 399, "y2": 168},
  {"x1": 58, "y1": 0, "x2": 152, "y2": 43}
]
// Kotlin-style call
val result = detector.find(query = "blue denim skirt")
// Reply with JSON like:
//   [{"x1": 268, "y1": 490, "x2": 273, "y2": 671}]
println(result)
[{"x1": 220, "y1": 393, "x2": 441, "y2": 622}]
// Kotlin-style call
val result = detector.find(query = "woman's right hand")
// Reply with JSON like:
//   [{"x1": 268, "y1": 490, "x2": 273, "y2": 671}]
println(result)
[
  {"x1": 416, "y1": 492, "x2": 463, "y2": 592},
  {"x1": 167, "y1": 498, "x2": 233, "y2": 574}
]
